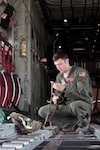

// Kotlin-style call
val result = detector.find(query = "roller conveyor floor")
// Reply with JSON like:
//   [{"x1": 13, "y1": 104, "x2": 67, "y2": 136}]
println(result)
[
  {"x1": 0, "y1": 123, "x2": 100, "y2": 150},
  {"x1": 34, "y1": 123, "x2": 100, "y2": 150}
]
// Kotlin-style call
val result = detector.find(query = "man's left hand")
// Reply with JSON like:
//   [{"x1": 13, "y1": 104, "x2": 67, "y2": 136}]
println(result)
[{"x1": 52, "y1": 82, "x2": 65, "y2": 91}]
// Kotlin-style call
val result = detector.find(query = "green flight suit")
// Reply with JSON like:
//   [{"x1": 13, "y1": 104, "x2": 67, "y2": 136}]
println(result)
[{"x1": 38, "y1": 66, "x2": 93, "y2": 129}]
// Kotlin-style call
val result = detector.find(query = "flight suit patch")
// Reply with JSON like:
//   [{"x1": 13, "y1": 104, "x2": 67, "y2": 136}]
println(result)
[
  {"x1": 66, "y1": 77, "x2": 74, "y2": 82},
  {"x1": 79, "y1": 72, "x2": 86, "y2": 77},
  {"x1": 61, "y1": 79, "x2": 66, "y2": 85}
]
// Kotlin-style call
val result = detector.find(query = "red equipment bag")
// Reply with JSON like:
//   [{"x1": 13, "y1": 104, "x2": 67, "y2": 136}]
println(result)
[{"x1": 0, "y1": 71, "x2": 21, "y2": 108}]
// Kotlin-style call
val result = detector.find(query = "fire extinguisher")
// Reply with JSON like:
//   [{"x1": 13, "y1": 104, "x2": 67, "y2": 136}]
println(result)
[{"x1": 20, "y1": 37, "x2": 27, "y2": 57}]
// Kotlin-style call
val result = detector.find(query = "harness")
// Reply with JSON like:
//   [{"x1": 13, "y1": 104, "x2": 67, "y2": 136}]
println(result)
[
  {"x1": 43, "y1": 85, "x2": 57, "y2": 129},
  {"x1": 43, "y1": 84, "x2": 64, "y2": 130}
]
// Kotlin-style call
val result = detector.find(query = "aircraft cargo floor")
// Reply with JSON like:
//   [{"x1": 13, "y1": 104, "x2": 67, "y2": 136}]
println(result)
[
  {"x1": 34, "y1": 123, "x2": 100, "y2": 150},
  {"x1": 0, "y1": 123, "x2": 100, "y2": 150}
]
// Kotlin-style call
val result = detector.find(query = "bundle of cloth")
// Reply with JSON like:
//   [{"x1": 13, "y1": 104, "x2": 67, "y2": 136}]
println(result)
[{"x1": 8, "y1": 112, "x2": 43, "y2": 134}]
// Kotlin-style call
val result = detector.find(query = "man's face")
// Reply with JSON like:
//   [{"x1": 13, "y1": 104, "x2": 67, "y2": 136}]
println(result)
[
  {"x1": 54, "y1": 58, "x2": 69, "y2": 73},
  {"x1": 3, "y1": 0, "x2": 8, "y2": 4}
]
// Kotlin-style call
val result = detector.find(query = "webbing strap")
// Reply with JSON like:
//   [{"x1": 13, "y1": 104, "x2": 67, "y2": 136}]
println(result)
[{"x1": 43, "y1": 85, "x2": 58, "y2": 130}]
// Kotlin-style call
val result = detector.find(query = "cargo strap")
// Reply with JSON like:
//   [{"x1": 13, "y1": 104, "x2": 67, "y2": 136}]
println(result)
[{"x1": 43, "y1": 85, "x2": 58, "y2": 131}]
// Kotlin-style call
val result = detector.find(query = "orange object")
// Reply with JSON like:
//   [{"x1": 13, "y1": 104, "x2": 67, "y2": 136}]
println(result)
[{"x1": 20, "y1": 37, "x2": 27, "y2": 56}]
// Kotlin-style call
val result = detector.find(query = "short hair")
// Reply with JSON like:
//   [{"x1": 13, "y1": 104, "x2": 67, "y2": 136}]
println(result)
[{"x1": 53, "y1": 50, "x2": 69, "y2": 62}]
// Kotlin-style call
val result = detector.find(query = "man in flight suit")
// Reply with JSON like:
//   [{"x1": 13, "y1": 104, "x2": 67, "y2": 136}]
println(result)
[{"x1": 38, "y1": 50, "x2": 93, "y2": 133}]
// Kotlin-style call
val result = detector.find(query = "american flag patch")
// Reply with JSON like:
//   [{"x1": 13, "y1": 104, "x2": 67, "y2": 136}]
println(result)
[{"x1": 79, "y1": 72, "x2": 86, "y2": 77}]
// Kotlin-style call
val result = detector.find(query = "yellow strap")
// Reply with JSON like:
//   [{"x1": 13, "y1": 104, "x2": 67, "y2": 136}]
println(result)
[{"x1": 18, "y1": 116, "x2": 32, "y2": 129}]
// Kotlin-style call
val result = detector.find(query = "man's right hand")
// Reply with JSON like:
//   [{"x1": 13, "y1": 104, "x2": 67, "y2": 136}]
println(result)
[{"x1": 52, "y1": 93, "x2": 59, "y2": 104}]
